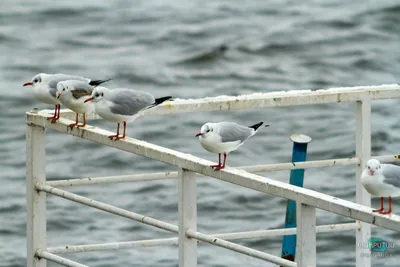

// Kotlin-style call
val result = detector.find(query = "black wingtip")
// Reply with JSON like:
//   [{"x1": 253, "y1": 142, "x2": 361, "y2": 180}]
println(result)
[
  {"x1": 89, "y1": 78, "x2": 112, "y2": 87},
  {"x1": 154, "y1": 96, "x2": 173, "y2": 105},
  {"x1": 248, "y1": 122, "x2": 264, "y2": 131}
]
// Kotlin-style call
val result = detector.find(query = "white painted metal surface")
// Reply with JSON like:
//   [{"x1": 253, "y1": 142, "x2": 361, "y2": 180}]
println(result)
[
  {"x1": 36, "y1": 249, "x2": 89, "y2": 267},
  {"x1": 25, "y1": 85, "x2": 400, "y2": 267},
  {"x1": 42, "y1": 84, "x2": 400, "y2": 120},
  {"x1": 296, "y1": 203, "x2": 316, "y2": 267},
  {"x1": 26, "y1": 121, "x2": 47, "y2": 267},
  {"x1": 28, "y1": 115, "x2": 400, "y2": 230},
  {"x1": 355, "y1": 98, "x2": 372, "y2": 267},
  {"x1": 185, "y1": 229, "x2": 297, "y2": 267},
  {"x1": 47, "y1": 222, "x2": 359, "y2": 255},
  {"x1": 45, "y1": 154, "x2": 400, "y2": 188},
  {"x1": 36, "y1": 183, "x2": 179, "y2": 233},
  {"x1": 178, "y1": 169, "x2": 197, "y2": 267}
]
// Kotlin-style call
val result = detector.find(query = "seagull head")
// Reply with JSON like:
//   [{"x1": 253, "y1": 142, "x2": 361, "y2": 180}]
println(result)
[
  {"x1": 56, "y1": 81, "x2": 71, "y2": 99},
  {"x1": 84, "y1": 87, "x2": 108, "y2": 103},
  {"x1": 366, "y1": 159, "x2": 382, "y2": 176},
  {"x1": 23, "y1": 73, "x2": 44, "y2": 87},
  {"x1": 196, "y1": 123, "x2": 214, "y2": 138}
]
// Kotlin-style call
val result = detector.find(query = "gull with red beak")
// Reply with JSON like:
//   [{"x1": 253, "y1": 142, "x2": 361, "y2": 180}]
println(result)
[
  {"x1": 361, "y1": 159, "x2": 400, "y2": 215},
  {"x1": 84, "y1": 87, "x2": 172, "y2": 140},
  {"x1": 196, "y1": 121, "x2": 268, "y2": 170},
  {"x1": 23, "y1": 73, "x2": 110, "y2": 123}
]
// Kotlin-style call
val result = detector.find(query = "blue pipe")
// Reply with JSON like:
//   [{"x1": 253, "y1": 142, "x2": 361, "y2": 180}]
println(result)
[{"x1": 281, "y1": 134, "x2": 312, "y2": 263}]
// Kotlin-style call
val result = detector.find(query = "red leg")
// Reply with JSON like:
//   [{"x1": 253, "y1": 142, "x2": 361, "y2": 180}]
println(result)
[
  {"x1": 380, "y1": 196, "x2": 392, "y2": 214},
  {"x1": 214, "y1": 153, "x2": 227, "y2": 170},
  {"x1": 372, "y1": 197, "x2": 384, "y2": 213},
  {"x1": 108, "y1": 123, "x2": 120, "y2": 140},
  {"x1": 68, "y1": 113, "x2": 79, "y2": 129},
  {"x1": 56, "y1": 104, "x2": 61, "y2": 120},
  {"x1": 48, "y1": 104, "x2": 60, "y2": 123},
  {"x1": 115, "y1": 121, "x2": 126, "y2": 140},
  {"x1": 211, "y1": 153, "x2": 221, "y2": 168},
  {"x1": 77, "y1": 113, "x2": 87, "y2": 128}
]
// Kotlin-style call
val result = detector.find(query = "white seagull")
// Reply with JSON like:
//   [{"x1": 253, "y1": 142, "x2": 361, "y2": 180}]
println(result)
[
  {"x1": 23, "y1": 73, "x2": 110, "y2": 123},
  {"x1": 195, "y1": 121, "x2": 268, "y2": 170},
  {"x1": 56, "y1": 80, "x2": 96, "y2": 129},
  {"x1": 84, "y1": 87, "x2": 172, "y2": 140},
  {"x1": 361, "y1": 159, "x2": 400, "y2": 215}
]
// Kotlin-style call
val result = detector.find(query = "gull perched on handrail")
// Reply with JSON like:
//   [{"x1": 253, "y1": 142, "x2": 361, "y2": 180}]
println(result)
[
  {"x1": 84, "y1": 87, "x2": 172, "y2": 140},
  {"x1": 56, "y1": 80, "x2": 98, "y2": 129},
  {"x1": 361, "y1": 159, "x2": 400, "y2": 215},
  {"x1": 23, "y1": 73, "x2": 110, "y2": 123},
  {"x1": 196, "y1": 121, "x2": 269, "y2": 170}
]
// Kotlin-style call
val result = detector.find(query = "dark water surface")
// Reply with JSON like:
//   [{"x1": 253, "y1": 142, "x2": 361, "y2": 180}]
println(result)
[{"x1": 1, "y1": 0, "x2": 400, "y2": 266}]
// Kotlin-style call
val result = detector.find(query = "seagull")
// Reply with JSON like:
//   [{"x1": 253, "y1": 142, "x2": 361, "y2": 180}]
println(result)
[
  {"x1": 84, "y1": 87, "x2": 172, "y2": 140},
  {"x1": 23, "y1": 73, "x2": 110, "y2": 123},
  {"x1": 361, "y1": 159, "x2": 400, "y2": 215},
  {"x1": 195, "y1": 121, "x2": 268, "y2": 170},
  {"x1": 56, "y1": 80, "x2": 96, "y2": 129}
]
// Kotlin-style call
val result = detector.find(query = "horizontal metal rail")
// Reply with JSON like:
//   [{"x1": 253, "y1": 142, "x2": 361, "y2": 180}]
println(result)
[
  {"x1": 47, "y1": 222, "x2": 358, "y2": 254},
  {"x1": 27, "y1": 114, "x2": 400, "y2": 232},
  {"x1": 36, "y1": 249, "x2": 89, "y2": 267},
  {"x1": 36, "y1": 183, "x2": 178, "y2": 234},
  {"x1": 38, "y1": 84, "x2": 400, "y2": 121},
  {"x1": 47, "y1": 238, "x2": 179, "y2": 254},
  {"x1": 185, "y1": 229, "x2": 297, "y2": 267},
  {"x1": 45, "y1": 154, "x2": 400, "y2": 187}
]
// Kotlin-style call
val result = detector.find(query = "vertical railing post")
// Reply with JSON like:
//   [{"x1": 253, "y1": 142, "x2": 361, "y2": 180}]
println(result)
[
  {"x1": 178, "y1": 169, "x2": 197, "y2": 267},
  {"x1": 355, "y1": 97, "x2": 371, "y2": 267},
  {"x1": 296, "y1": 202, "x2": 316, "y2": 267},
  {"x1": 281, "y1": 134, "x2": 312, "y2": 263},
  {"x1": 26, "y1": 113, "x2": 47, "y2": 267}
]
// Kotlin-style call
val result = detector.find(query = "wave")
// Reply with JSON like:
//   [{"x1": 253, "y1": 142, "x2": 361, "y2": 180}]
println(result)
[{"x1": 173, "y1": 44, "x2": 228, "y2": 64}]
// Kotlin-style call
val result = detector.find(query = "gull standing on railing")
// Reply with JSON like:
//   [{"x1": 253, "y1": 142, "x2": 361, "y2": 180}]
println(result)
[
  {"x1": 84, "y1": 87, "x2": 172, "y2": 140},
  {"x1": 196, "y1": 122, "x2": 268, "y2": 170},
  {"x1": 361, "y1": 159, "x2": 400, "y2": 214},
  {"x1": 56, "y1": 80, "x2": 97, "y2": 129},
  {"x1": 23, "y1": 73, "x2": 110, "y2": 123}
]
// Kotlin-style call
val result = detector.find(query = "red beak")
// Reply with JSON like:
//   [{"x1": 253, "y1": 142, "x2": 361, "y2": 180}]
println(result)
[
  {"x1": 84, "y1": 97, "x2": 94, "y2": 103},
  {"x1": 23, "y1": 82, "x2": 33, "y2": 86},
  {"x1": 369, "y1": 170, "x2": 375, "y2": 175},
  {"x1": 195, "y1": 133, "x2": 203, "y2": 137}
]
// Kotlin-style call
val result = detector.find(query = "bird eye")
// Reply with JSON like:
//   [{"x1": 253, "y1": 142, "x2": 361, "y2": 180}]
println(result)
[
  {"x1": 63, "y1": 88, "x2": 65, "y2": 91},
  {"x1": 33, "y1": 79, "x2": 38, "y2": 83},
  {"x1": 95, "y1": 93, "x2": 99, "y2": 97},
  {"x1": 206, "y1": 129, "x2": 210, "y2": 133}
]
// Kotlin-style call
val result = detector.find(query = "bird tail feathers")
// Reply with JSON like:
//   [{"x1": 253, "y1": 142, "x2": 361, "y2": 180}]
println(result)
[
  {"x1": 89, "y1": 79, "x2": 112, "y2": 87},
  {"x1": 144, "y1": 96, "x2": 173, "y2": 110}
]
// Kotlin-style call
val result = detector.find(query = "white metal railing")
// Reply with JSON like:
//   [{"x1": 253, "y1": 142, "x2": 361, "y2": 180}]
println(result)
[{"x1": 26, "y1": 84, "x2": 400, "y2": 267}]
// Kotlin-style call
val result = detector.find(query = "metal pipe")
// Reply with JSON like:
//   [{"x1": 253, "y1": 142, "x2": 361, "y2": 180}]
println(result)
[
  {"x1": 281, "y1": 134, "x2": 312, "y2": 263},
  {"x1": 214, "y1": 222, "x2": 358, "y2": 240},
  {"x1": 46, "y1": 84, "x2": 400, "y2": 118},
  {"x1": 46, "y1": 157, "x2": 359, "y2": 187},
  {"x1": 186, "y1": 229, "x2": 297, "y2": 267},
  {"x1": 26, "y1": 116, "x2": 47, "y2": 267},
  {"x1": 45, "y1": 154, "x2": 400, "y2": 188},
  {"x1": 36, "y1": 249, "x2": 89, "y2": 267},
  {"x1": 26, "y1": 113, "x2": 400, "y2": 232},
  {"x1": 35, "y1": 183, "x2": 179, "y2": 234},
  {"x1": 47, "y1": 238, "x2": 179, "y2": 254},
  {"x1": 46, "y1": 222, "x2": 358, "y2": 255},
  {"x1": 355, "y1": 98, "x2": 372, "y2": 267},
  {"x1": 178, "y1": 169, "x2": 197, "y2": 267}
]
